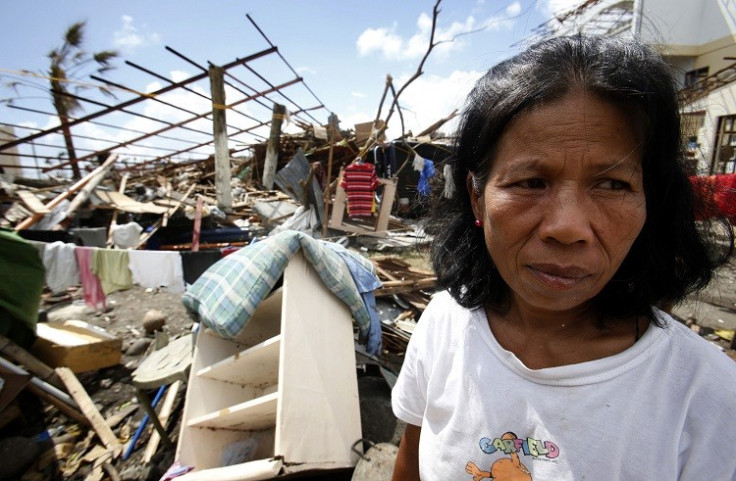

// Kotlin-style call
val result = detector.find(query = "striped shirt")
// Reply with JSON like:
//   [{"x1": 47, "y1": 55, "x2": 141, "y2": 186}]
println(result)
[{"x1": 341, "y1": 162, "x2": 379, "y2": 217}]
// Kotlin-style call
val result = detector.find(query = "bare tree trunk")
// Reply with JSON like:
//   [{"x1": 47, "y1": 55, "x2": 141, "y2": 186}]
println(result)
[{"x1": 55, "y1": 102, "x2": 81, "y2": 179}]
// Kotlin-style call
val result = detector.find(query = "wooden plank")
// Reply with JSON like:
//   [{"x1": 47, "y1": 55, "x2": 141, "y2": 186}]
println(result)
[
  {"x1": 142, "y1": 380, "x2": 181, "y2": 464},
  {"x1": 33, "y1": 323, "x2": 122, "y2": 374},
  {"x1": 187, "y1": 392, "x2": 277, "y2": 430},
  {"x1": 197, "y1": 336, "x2": 280, "y2": 385},
  {"x1": 17, "y1": 190, "x2": 50, "y2": 214},
  {"x1": 0, "y1": 333, "x2": 64, "y2": 389},
  {"x1": 56, "y1": 367, "x2": 123, "y2": 458}
]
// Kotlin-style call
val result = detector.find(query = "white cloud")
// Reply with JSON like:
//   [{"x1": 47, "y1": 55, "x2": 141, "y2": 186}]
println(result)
[
  {"x1": 388, "y1": 69, "x2": 483, "y2": 137},
  {"x1": 357, "y1": 24, "x2": 403, "y2": 59},
  {"x1": 337, "y1": 69, "x2": 484, "y2": 140},
  {"x1": 351, "y1": 92, "x2": 366, "y2": 98},
  {"x1": 113, "y1": 15, "x2": 161, "y2": 53},
  {"x1": 296, "y1": 66, "x2": 316, "y2": 75},
  {"x1": 357, "y1": 2, "x2": 523, "y2": 61}
]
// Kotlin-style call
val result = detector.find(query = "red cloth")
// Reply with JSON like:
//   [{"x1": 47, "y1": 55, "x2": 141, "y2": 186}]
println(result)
[
  {"x1": 689, "y1": 174, "x2": 736, "y2": 224},
  {"x1": 341, "y1": 162, "x2": 379, "y2": 217},
  {"x1": 74, "y1": 246, "x2": 106, "y2": 310}
]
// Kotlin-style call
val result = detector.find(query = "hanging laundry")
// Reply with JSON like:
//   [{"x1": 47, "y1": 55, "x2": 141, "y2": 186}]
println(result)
[
  {"x1": 92, "y1": 249, "x2": 133, "y2": 295},
  {"x1": 412, "y1": 153, "x2": 426, "y2": 172},
  {"x1": 341, "y1": 160, "x2": 379, "y2": 218},
  {"x1": 42, "y1": 241, "x2": 80, "y2": 295},
  {"x1": 111, "y1": 222, "x2": 143, "y2": 249},
  {"x1": 75, "y1": 247, "x2": 106, "y2": 311},
  {"x1": 373, "y1": 145, "x2": 397, "y2": 178},
  {"x1": 443, "y1": 163, "x2": 456, "y2": 199},
  {"x1": 418, "y1": 159, "x2": 436, "y2": 197},
  {"x1": 128, "y1": 250, "x2": 185, "y2": 294}
]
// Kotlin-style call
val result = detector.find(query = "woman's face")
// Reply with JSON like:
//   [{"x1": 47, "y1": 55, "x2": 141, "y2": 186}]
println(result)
[{"x1": 469, "y1": 91, "x2": 647, "y2": 316}]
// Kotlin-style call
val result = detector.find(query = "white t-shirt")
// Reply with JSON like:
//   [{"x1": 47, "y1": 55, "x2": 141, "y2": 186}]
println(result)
[{"x1": 392, "y1": 291, "x2": 736, "y2": 480}]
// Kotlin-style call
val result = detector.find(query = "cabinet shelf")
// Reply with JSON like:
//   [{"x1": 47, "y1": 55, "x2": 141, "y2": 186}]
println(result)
[
  {"x1": 196, "y1": 335, "x2": 280, "y2": 387},
  {"x1": 187, "y1": 392, "x2": 278, "y2": 430},
  {"x1": 176, "y1": 251, "x2": 362, "y2": 479}
]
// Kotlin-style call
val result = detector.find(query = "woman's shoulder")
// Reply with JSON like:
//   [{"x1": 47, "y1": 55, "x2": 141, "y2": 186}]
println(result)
[
  {"x1": 422, "y1": 290, "x2": 476, "y2": 322},
  {"x1": 412, "y1": 290, "x2": 479, "y2": 340},
  {"x1": 654, "y1": 308, "x2": 736, "y2": 382}
]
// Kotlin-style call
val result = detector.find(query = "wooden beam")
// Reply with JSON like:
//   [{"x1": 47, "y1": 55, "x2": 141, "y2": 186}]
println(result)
[
  {"x1": 209, "y1": 65, "x2": 232, "y2": 212},
  {"x1": 262, "y1": 103, "x2": 286, "y2": 189},
  {"x1": 14, "y1": 154, "x2": 118, "y2": 231},
  {"x1": 56, "y1": 367, "x2": 123, "y2": 458},
  {"x1": 16, "y1": 191, "x2": 50, "y2": 215}
]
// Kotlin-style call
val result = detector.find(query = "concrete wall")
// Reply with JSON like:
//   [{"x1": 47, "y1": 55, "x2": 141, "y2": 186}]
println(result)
[
  {"x1": 0, "y1": 126, "x2": 21, "y2": 182},
  {"x1": 639, "y1": 0, "x2": 734, "y2": 47}
]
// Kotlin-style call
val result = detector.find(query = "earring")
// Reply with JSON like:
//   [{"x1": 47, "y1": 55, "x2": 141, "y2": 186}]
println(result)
[{"x1": 474, "y1": 219, "x2": 482, "y2": 227}]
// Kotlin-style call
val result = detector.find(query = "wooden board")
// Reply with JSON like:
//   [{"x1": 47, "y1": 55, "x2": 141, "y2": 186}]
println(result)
[
  {"x1": 17, "y1": 190, "x2": 50, "y2": 214},
  {"x1": 32, "y1": 322, "x2": 122, "y2": 373},
  {"x1": 187, "y1": 392, "x2": 278, "y2": 430}
]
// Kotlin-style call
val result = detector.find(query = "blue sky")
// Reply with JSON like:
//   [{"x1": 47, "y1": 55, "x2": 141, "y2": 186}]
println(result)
[{"x1": 0, "y1": 0, "x2": 577, "y2": 174}]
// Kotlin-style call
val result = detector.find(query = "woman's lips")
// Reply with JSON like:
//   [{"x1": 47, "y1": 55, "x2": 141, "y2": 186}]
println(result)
[{"x1": 527, "y1": 264, "x2": 591, "y2": 289}]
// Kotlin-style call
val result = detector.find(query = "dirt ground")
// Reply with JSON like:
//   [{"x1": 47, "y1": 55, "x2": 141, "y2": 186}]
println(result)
[{"x1": 3, "y1": 241, "x2": 736, "y2": 480}]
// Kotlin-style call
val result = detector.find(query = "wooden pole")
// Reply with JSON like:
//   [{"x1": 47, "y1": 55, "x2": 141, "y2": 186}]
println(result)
[
  {"x1": 106, "y1": 173, "x2": 129, "y2": 247},
  {"x1": 262, "y1": 103, "x2": 286, "y2": 189},
  {"x1": 191, "y1": 195, "x2": 203, "y2": 252},
  {"x1": 321, "y1": 113, "x2": 339, "y2": 238},
  {"x1": 209, "y1": 65, "x2": 232, "y2": 213}
]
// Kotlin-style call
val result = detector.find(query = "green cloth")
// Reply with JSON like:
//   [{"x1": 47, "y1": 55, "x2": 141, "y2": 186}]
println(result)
[
  {"x1": 0, "y1": 227, "x2": 44, "y2": 348},
  {"x1": 92, "y1": 249, "x2": 133, "y2": 295}
]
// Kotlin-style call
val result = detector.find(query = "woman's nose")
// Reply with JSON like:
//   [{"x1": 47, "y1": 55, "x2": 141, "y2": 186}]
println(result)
[{"x1": 538, "y1": 187, "x2": 595, "y2": 245}]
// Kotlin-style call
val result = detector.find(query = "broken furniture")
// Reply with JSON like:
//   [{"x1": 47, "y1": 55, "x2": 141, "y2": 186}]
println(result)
[
  {"x1": 329, "y1": 174, "x2": 397, "y2": 238},
  {"x1": 175, "y1": 251, "x2": 362, "y2": 480},
  {"x1": 131, "y1": 333, "x2": 193, "y2": 450}
]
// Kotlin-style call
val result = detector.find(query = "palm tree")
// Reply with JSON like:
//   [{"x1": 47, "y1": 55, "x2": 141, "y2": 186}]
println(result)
[{"x1": 48, "y1": 21, "x2": 117, "y2": 179}]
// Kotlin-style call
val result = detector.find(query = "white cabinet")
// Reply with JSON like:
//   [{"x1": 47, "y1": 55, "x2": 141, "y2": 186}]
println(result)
[{"x1": 176, "y1": 251, "x2": 362, "y2": 480}]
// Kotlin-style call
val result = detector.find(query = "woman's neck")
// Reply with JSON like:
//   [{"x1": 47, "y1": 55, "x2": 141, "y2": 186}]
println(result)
[{"x1": 485, "y1": 301, "x2": 646, "y2": 369}]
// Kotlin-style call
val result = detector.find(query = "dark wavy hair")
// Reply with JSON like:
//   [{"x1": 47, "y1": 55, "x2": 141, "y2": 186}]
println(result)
[{"x1": 428, "y1": 34, "x2": 733, "y2": 322}]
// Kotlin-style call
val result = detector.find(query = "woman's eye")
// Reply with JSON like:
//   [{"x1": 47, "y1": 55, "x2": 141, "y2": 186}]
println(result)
[
  {"x1": 598, "y1": 179, "x2": 630, "y2": 191},
  {"x1": 517, "y1": 178, "x2": 546, "y2": 189}
]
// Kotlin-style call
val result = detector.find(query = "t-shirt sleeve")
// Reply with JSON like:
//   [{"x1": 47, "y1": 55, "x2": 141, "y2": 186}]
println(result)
[{"x1": 391, "y1": 296, "x2": 443, "y2": 426}]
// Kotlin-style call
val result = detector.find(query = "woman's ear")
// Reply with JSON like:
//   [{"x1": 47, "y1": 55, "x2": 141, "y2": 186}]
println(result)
[{"x1": 467, "y1": 172, "x2": 483, "y2": 221}]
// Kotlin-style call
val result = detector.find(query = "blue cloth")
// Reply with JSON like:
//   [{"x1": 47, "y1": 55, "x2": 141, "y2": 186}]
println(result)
[
  {"x1": 182, "y1": 230, "x2": 382, "y2": 353},
  {"x1": 418, "y1": 158, "x2": 435, "y2": 196},
  {"x1": 324, "y1": 243, "x2": 383, "y2": 355}
]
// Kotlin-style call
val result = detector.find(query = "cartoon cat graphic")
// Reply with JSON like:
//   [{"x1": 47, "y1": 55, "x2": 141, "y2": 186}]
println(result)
[{"x1": 465, "y1": 432, "x2": 532, "y2": 481}]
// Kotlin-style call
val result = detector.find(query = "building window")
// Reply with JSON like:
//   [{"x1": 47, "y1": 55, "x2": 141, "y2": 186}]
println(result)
[
  {"x1": 712, "y1": 114, "x2": 736, "y2": 174},
  {"x1": 685, "y1": 67, "x2": 709, "y2": 88}
]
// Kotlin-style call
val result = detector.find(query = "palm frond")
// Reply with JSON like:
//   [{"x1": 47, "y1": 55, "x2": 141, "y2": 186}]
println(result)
[
  {"x1": 64, "y1": 21, "x2": 86, "y2": 48},
  {"x1": 93, "y1": 50, "x2": 118, "y2": 67}
]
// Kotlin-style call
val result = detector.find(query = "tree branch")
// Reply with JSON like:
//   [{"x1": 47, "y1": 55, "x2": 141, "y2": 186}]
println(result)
[{"x1": 359, "y1": 0, "x2": 443, "y2": 156}]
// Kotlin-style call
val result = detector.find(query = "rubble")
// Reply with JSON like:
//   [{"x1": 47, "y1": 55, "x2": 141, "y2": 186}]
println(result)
[{"x1": 1, "y1": 8, "x2": 734, "y2": 481}]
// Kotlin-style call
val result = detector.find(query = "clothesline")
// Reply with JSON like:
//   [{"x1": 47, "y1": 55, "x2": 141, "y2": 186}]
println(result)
[{"x1": 28, "y1": 241, "x2": 239, "y2": 311}]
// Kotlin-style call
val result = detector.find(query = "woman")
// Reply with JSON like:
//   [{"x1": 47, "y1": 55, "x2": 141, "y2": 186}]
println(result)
[{"x1": 391, "y1": 35, "x2": 736, "y2": 480}]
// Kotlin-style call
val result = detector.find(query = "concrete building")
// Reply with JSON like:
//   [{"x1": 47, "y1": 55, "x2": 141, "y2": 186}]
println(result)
[
  {"x1": 530, "y1": 0, "x2": 736, "y2": 174},
  {"x1": 0, "y1": 126, "x2": 22, "y2": 181}
]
